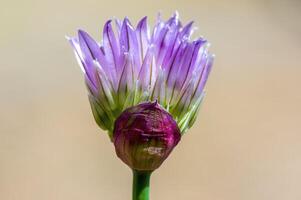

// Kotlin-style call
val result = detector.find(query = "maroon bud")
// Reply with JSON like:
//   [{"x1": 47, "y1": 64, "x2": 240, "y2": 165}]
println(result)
[{"x1": 113, "y1": 101, "x2": 181, "y2": 171}]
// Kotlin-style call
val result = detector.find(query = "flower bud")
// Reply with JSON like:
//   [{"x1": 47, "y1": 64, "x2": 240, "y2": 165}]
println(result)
[{"x1": 113, "y1": 101, "x2": 181, "y2": 171}]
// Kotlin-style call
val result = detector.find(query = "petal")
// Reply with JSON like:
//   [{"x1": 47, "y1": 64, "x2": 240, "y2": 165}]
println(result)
[
  {"x1": 89, "y1": 95, "x2": 115, "y2": 136},
  {"x1": 120, "y1": 18, "x2": 141, "y2": 78},
  {"x1": 93, "y1": 60, "x2": 116, "y2": 108},
  {"x1": 114, "y1": 17, "x2": 122, "y2": 36},
  {"x1": 78, "y1": 30, "x2": 99, "y2": 87},
  {"x1": 78, "y1": 30, "x2": 104, "y2": 62},
  {"x1": 168, "y1": 21, "x2": 194, "y2": 58},
  {"x1": 136, "y1": 16, "x2": 150, "y2": 64},
  {"x1": 151, "y1": 20, "x2": 165, "y2": 44},
  {"x1": 170, "y1": 80, "x2": 195, "y2": 121},
  {"x1": 77, "y1": 30, "x2": 109, "y2": 74},
  {"x1": 118, "y1": 53, "x2": 135, "y2": 105},
  {"x1": 138, "y1": 47, "x2": 155, "y2": 91},
  {"x1": 165, "y1": 42, "x2": 188, "y2": 103},
  {"x1": 193, "y1": 53, "x2": 214, "y2": 100},
  {"x1": 156, "y1": 17, "x2": 180, "y2": 68},
  {"x1": 151, "y1": 67, "x2": 165, "y2": 106},
  {"x1": 67, "y1": 36, "x2": 86, "y2": 73},
  {"x1": 179, "y1": 21, "x2": 194, "y2": 41},
  {"x1": 174, "y1": 43, "x2": 195, "y2": 91},
  {"x1": 103, "y1": 20, "x2": 120, "y2": 89},
  {"x1": 179, "y1": 39, "x2": 207, "y2": 93}
]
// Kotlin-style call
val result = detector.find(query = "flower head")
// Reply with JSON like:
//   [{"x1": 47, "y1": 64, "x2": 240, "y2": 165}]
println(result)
[{"x1": 68, "y1": 12, "x2": 214, "y2": 139}]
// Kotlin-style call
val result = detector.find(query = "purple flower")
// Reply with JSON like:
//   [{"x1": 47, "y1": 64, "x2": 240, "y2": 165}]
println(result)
[
  {"x1": 67, "y1": 12, "x2": 214, "y2": 139},
  {"x1": 68, "y1": 13, "x2": 215, "y2": 199}
]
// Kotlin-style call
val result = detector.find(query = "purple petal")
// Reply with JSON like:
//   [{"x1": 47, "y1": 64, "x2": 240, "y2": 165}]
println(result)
[
  {"x1": 77, "y1": 30, "x2": 108, "y2": 71},
  {"x1": 174, "y1": 43, "x2": 195, "y2": 90},
  {"x1": 151, "y1": 67, "x2": 165, "y2": 105},
  {"x1": 136, "y1": 16, "x2": 150, "y2": 64},
  {"x1": 179, "y1": 21, "x2": 194, "y2": 41},
  {"x1": 168, "y1": 43, "x2": 195, "y2": 105},
  {"x1": 94, "y1": 60, "x2": 115, "y2": 107},
  {"x1": 118, "y1": 54, "x2": 134, "y2": 97},
  {"x1": 160, "y1": 29, "x2": 180, "y2": 68},
  {"x1": 155, "y1": 17, "x2": 180, "y2": 68},
  {"x1": 179, "y1": 39, "x2": 207, "y2": 92},
  {"x1": 166, "y1": 42, "x2": 188, "y2": 90},
  {"x1": 167, "y1": 21, "x2": 194, "y2": 58},
  {"x1": 193, "y1": 54, "x2": 214, "y2": 99},
  {"x1": 120, "y1": 18, "x2": 141, "y2": 78},
  {"x1": 175, "y1": 82, "x2": 195, "y2": 115},
  {"x1": 103, "y1": 20, "x2": 120, "y2": 88},
  {"x1": 67, "y1": 37, "x2": 85, "y2": 73},
  {"x1": 85, "y1": 75, "x2": 98, "y2": 96},
  {"x1": 138, "y1": 47, "x2": 155, "y2": 91},
  {"x1": 78, "y1": 30, "x2": 99, "y2": 87},
  {"x1": 114, "y1": 18, "x2": 122, "y2": 36},
  {"x1": 163, "y1": 42, "x2": 188, "y2": 104}
]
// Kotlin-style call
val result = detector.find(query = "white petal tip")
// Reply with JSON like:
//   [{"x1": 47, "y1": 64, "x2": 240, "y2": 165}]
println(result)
[
  {"x1": 65, "y1": 35, "x2": 72, "y2": 41},
  {"x1": 174, "y1": 11, "x2": 179, "y2": 19}
]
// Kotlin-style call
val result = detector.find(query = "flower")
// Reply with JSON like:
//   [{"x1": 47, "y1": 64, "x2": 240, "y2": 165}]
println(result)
[
  {"x1": 67, "y1": 12, "x2": 214, "y2": 140},
  {"x1": 114, "y1": 101, "x2": 181, "y2": 171},
  {"x1": 68, "y1": 12, "x2": 214, "y2": 200}
]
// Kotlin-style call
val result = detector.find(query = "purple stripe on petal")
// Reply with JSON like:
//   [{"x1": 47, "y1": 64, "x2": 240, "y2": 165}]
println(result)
[
  {"x1": 103, "y1": 20, "x2": 120, "y2": 65},
  {"x1": 160, "y1": 20, "x2": 190, "y2": 70},
  {"x1": 174, "y1": 43, "x2": 195, "y2": 91},
  {"x1": 166, "y1": 42, "x2": 188, "y2": 89},
  {"x1": 77, "y1": 30, "x2": 108, "y2": 73},
  {"x1": 85, "y1": 75, "x2": 98, "y2": 96},
  {"x1": 78, "y1": 30, "x2": 103, "y2": 61},
  {"x1": 152, "y1": 25, "x2": 169, "y2": 59},
  {"x1": 156, "y1": 18, "x2": 180, "y2": 68},
  {"x1": 177, "y1": 41, "x2": 206, "y2": 100},
  {"x1": 78, "y1": 30, "x2": 118, "y2": 92},
  {"x1": 164, "y1": 41, "x2": 187, "y2": 103},
  {"x1": 160, "y1": 30, "x2": 180, "y2": 71},
  {"x1": 168, "y1": 45, "x2": 194, "y2": 106},
  {"x1": 78, "y1": 30, "x2": 99, "y2": 87}
]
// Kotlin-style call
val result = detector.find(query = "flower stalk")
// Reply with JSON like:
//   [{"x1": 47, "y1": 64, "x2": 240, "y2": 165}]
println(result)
[{"x1": 132, "y1": 170, "x2": 152, "y2": 200}]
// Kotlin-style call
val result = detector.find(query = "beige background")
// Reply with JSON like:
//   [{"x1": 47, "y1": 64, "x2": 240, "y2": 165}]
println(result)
[{"x1": 1, "y1": 0, "x2": 301, "y2": 199}]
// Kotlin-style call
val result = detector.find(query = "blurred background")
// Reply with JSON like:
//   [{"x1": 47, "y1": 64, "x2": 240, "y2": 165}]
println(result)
[{"x1": 0, "y1": 0, "x2": 301, "y2": 199}]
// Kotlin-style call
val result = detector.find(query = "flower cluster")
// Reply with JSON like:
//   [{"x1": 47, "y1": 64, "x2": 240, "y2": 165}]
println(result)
[{"x1": 68, "y1": 13, "x2": 214, "y2": 139}]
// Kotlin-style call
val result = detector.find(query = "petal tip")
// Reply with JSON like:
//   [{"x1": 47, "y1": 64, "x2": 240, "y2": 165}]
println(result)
[{"x1": 65, "y1": 35, "x2": 72, "y2": 41}]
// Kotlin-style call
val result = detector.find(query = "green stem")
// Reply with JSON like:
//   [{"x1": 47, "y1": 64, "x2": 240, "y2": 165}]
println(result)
[{"x1": 132, "y1": 170, "x2": 152, "y2": 200}]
